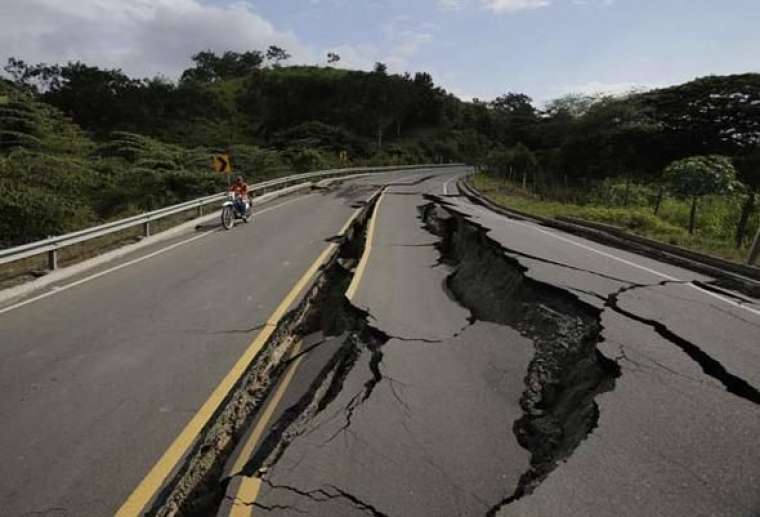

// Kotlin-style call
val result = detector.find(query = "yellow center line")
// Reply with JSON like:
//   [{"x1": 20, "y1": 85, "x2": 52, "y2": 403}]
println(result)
[
  {"x1": 338, "y1": 207, "x2": 363, "y2": 236},
  {"x1": 115, "y1": 198, "x2": 375, "y2": 516},
  {"x1": 228, "y1": 340, "x2": 305, "y2": 476},
  {"x1": 345, "y1": 191, "x2": 385, "y2": 301},
  {"x1": 221, "y1": 189, "x2": 387, "y2": 517},
  {"x1": 228, "y1": 476, "x2": 262, "y2": 517}
]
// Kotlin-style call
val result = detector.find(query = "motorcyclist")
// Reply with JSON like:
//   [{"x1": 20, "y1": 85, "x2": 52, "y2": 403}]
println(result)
[{"x1": 229, "y1": 176, "x2": 250, "y2": 217}]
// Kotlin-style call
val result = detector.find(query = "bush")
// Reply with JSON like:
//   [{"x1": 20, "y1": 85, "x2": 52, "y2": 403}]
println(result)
[
  {"x1": 592, "y1": 178, "x2": 655, "y2": 208},
  {"x1": 226, "y1": 144, "x2": 289, "y2": 180},
  {"x1": 288, "y1": 148, "x2": 332, "y2": 172},
  {"x1": 0, "y1": 179, "x2": 97, "y2": 245}
]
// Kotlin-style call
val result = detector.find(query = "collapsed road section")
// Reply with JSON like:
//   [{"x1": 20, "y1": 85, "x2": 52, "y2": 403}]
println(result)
[
  {"x1": 200, "y1": 189, "x2": 624, "y2": 517},
  {"x1": 154, "y1": 183, "x2": 760, "y2": 517},
  {"x1": 419, "y1": 199, "x2": 622, "y2": 513},
  {"x1": 422, "y1": 194, "x2": 760, "y2": 517},
  {"x1": 147, "y1": 191, "x2": 387, "y2": 517}
]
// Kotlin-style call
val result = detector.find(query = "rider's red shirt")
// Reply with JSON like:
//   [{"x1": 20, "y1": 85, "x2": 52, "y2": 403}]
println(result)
[{"x1": 230, "y1": 183, "x2": 249, "y2": 197}]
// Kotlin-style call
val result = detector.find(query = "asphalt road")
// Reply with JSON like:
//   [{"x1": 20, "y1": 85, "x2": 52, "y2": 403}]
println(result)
[
  {"x1": 222, "y1": 174, "x2": 760, "y2": 516},
  {"x1": 444, "y1": 199, "x2": 760, "y2": 517},
  {"x1": 244, "y1": 177, "x2": 533, "y2": 516},
  {"x1": 0, "y1": 168, "x2": 457, "y2": 517},
  {"x1": 3, "y1": 166, "x2": 758, "y2": 517}
]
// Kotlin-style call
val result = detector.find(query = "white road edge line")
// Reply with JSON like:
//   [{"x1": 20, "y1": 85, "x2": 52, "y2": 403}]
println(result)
[
  {"x1": 0, "y1": 196, "x2": 309, "y2": 316},
  {"x1": 0, "y1": 232, "x2": 211, "y2": 315},
  {"x1": 475, "y1": 205, "x2": 760, "y2": 318},
  {"x1": 442, "y1": 176, "x2": 456, "y2": 196}
]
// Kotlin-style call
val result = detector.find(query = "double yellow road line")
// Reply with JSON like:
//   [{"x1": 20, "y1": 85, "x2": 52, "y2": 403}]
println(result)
[
  {"x1": 116, "y1": 190, "x2": 385, "y2": 517},
  {"x1": 221, "y1": 190, "x2": 385, "y2": 516}
]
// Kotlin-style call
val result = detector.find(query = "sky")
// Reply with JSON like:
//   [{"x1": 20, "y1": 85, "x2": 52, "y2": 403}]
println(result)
[{"x1": 1, "y1": 0, "x2": 758, "y2": 103}]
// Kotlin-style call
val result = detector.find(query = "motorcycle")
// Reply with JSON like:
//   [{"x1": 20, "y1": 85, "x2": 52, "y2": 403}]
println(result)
[{"x1": 221, "y1": 192, "x2": 252, "y2": 230}]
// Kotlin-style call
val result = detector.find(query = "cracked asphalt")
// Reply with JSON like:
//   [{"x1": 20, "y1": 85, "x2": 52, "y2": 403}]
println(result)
[
  {"x1": 446, "y1": 197, "x2": 760, "y2": 517},
  {"x1": 227, "y1": 176, "x2": 760, "y2": 516},
  {"x1": 0, "y1": 168, "x2": 455, "y2": 517},
  {"x1": 2, "y1": 167, "x2": 759, "y2": 516}
]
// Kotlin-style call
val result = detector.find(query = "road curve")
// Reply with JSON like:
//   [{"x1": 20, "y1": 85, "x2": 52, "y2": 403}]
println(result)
[
  {"x1": 218, "y1": 174, "x2": 760, "y2": 517},
  {"x1": 3, "y1": 165, "x2": 759, "y2": 517},
  {"x1": 0, "y1": 167, "x2": 464, "y2": 517}
]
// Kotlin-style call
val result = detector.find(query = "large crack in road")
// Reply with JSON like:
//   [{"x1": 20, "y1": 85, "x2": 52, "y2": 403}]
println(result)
[
  {"x1": 422, "y1": 196, "x2": 760, "y2": 516},
  {"x1": 418, "y1": 201, "x2": 621, "y2": 514},
  {"x1": 604, "y1": 285, "x2": 760, "y2": 405},
  {"x1": 566, "y1": 280, "x2": 760, "y2": 406},
  {"x1": 239, "y1": 282, "x2": 393, "y2": 479},
  {"x1": 150, "y1": 193, "x2": 388, "y2": 517},
  {"x1": 155, "y1": 188, "x2": 759, "y2": 517}
]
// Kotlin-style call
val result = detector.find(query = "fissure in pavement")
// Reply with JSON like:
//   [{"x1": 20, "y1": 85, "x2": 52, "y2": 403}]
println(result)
[
  {"x1": 240, "y1": 274, "x2": 391, "y2": 477},
  {"x1": 151, "y1": 194, "x2": 386, "y2": 517},
  {"x1": 419, "y1": 200, "x2": 621, "y2": 515},
  {"x1": 221, "y1": 228, "x2": 398, "y2": 515},
  {"x1": 570, "y1": 280, "x2": 760, "y2": 406},
  {"x1": 248, "y1": 479, "x2": 390, "y2": 517},
  {"x1": 604, "y1": 284, "x2": 760, "y2": 406}
]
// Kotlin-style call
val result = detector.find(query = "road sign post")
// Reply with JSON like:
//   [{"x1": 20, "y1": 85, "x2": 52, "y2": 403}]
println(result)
[
  {"x1": 212, "y1": 152, "x2": 233, "y2": 188},
  {"x1": 212, "y1": 153, "x2": 232, "y2": 174}
]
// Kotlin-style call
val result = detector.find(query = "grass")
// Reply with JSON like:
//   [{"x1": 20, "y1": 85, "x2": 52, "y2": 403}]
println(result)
[{"x1": 472, "y1": 173, "x2": 757, "y2": 264}]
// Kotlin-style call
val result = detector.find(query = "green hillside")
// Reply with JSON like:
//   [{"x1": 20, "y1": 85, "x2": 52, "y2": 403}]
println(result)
[{"x1": 2, "y1": 51, "x2": 760, "y2": 254}]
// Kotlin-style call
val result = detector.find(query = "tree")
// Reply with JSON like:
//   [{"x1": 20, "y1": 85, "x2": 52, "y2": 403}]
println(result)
[
  {"x1": 266, "y1": 46, "x2": 291, "y2": 66},
  {"x1": 454, "y1": 129, "x2": 492, "y2": 169},
  {"x1": 734, "y1": 149, "x2": 760, "y2": 247},
  {"x1": 489, "y1": 93, "x2": 538, "y2": 147},
  {"x1": 485, "y1": 147, "x2": 514, "y2": 179},
  {"x1": 641, "y1": 74, "x2": 760, "y2": 157},
  {"x1": 543, "y1": 94, "x2": 599, "y2": 119},
  {"x1": 491, "y1": 93, "x2": 534, "y2": 115},
  {"x1": 3, "y1": 58, "x2": 63, "y2": 93},
  {"x1": 483, "y1": 143, "x2": 537, "y2": 188},
  {"x1": 373, "y1": 62, "x2": 388, "y2": 75},
  {"x1": 511, "y1": 142, "x2": 538, "y2": 189},
  {"x1": 664, "y1": 155, "x2": 742, "y2": 234},
  {"x1": 327, "y1": 52, "x2": 341, "y2": 65},
  {"x1": 181, "y1": 50, "x2": 264, "y2": 83}
]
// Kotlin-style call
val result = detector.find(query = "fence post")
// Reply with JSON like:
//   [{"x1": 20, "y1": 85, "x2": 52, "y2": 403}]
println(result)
[
  {"x1": 48, "y1": 249, "x2": 58, "y2": 271},
  {"x1": 142, "y1": 221, "x2": 151, "y2": 238},
  {"x1": 748, "y1": 227, "x2": 760, "y2": 266}
]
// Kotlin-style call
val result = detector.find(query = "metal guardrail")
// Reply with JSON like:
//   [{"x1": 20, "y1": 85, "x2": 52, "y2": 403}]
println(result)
[
  {"x1": 0, "y1": 164, "x2": 460, "y2": 271},
  {"x1": 460, "y1": 176, "x2": 760, "y2": 282}
]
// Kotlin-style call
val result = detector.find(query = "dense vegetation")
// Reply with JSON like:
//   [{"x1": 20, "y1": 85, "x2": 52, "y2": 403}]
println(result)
[
  {"x1": 475, "y1": 76, "x2": 760, "y2": 260},
  {"x1": 2, "y1": 49, "x2": 759, "y2": 258}
]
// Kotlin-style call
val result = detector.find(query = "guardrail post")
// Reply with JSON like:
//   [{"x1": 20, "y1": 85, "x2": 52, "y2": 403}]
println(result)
[
  {"x1": 142, "y1": 222, "x2": 151, "y2": 238},
  {"x1": 48, "y1": 249, "x2": 58, "y2": 271},
  {"x1": 197, "y1": 205, "x2": 204, "y2": 217},
  {"x1": 748, "y1": 227, "x2": 760, "y2": 265}
]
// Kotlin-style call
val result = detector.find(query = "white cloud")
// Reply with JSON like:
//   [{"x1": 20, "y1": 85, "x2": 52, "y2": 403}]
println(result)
[
  {"x1": 379, "y1": 17, "x2": 435, "y2": 70},
  {"x1": 315, "y1": 15, "x2": 437, "y2": 73},
  {"x1": 482, "y1": 0, "x2": 551, "y2": 12},
  {"x1": 438, "y1": 0, "x2": 467, "y2": 10},
  {"x1": 439, "y1": 0, "x2": 615, "y2": 13},
  {"x1": 0, "y1": 0, "x2": 437, "y2": 81},
  {"x1": 571, "y1": 0, "x2": 616, "y2": 6},
  {"x1": 0, "y1": 0, "x2": 316, "y2": 78}
]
